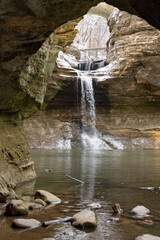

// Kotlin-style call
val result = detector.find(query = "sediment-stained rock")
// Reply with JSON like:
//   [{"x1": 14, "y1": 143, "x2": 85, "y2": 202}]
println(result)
[
  {"x1": 12, "y1": 218, "x2": 41, "y2": 228},
  {"x1": 35, "y1": 190, "x2": 61, "y2": 204},
  {"x1": 0, "y1": 0, "x2": 84, "y2": 195},
  {"x1": 96, "y1": 9, "x2": 160, "y2": 148},
  {"x1": 71, "y1": 209, "x2": 97, "y2": 229},
  {"x1": 5, "y1": 200, "x2": 29, "y2": 216}
]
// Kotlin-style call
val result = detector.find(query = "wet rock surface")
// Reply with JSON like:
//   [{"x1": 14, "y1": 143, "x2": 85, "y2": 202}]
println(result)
[
  {"x1": 135, "y1": 234, "x2": 160, "y2": 240},
  {"x1": 28, "y1": 202, "x2": 44, "y2": 211},
  {"x1": 131, "y1": 206, "x2": 150, "y2": 217},
  {"x1": 71, "y1": 209, "x2": 97, "y2": 229},
  {"x1": 5, "y1": 200, "x2": 29, "y2": 216},
  {"x1": 12, "y1": 218, "x2": 41, "y2": 228},
  {"x1": 34, "y1": 198, "x2": 46, "y2": 206},
  {"x1": 35, "y1": 190, "x2": 61, "y2": 204}
]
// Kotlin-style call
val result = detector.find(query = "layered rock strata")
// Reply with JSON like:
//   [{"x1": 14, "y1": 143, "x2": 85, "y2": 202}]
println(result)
[
  {"x1": 24, "y1": 5, "x2": 112, "y2": 149},
  {"x1": 0, "y1": 0, "x2": 85, "y2": 195},
  {"x1": 24, "y1": 8, "x2": 160, "y2": 149},
  {"x1": 96, "y1": 9, "x2": 160, "y2": 148}
]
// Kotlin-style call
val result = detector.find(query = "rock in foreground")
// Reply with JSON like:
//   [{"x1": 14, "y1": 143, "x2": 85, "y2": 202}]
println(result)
[
  {"x1": 135, "y1": 234, "x2": 160, "y2": 240},
  {"x1": 12, "y1": 218, "x2": 41, "y2": 228},
  {"x1": 5, "y1": 200, "x2": 29, "y2": 216},
  {"x1": 71, "y1": 209, "x2": 97, "y2": 229},
  {"x1": 131, "y1": 206, "x2": 150, "y2": 217},
  {"x1": 35, "y1": 190, "x2": 61, "y2": 204}
]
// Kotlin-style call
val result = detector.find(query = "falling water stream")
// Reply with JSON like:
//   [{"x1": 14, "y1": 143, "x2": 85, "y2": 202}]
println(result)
[{"x1": 78, "y1": 61, "x2": 110, "y2": 149}]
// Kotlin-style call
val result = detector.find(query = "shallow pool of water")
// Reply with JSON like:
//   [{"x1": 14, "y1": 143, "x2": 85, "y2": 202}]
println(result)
[{"x1": 1, "y1": 149, "x2": 160, "y2": 240}]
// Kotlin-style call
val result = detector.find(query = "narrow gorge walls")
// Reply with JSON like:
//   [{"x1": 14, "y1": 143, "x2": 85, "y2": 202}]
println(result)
[{"x1": 97, "y1": 9, "x2": 160, "y2": 148}]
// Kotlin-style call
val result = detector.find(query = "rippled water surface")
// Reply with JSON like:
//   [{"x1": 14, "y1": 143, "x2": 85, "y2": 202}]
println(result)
[{"x1": 1, "y1": 150, "x2": 160, "y2": 240}]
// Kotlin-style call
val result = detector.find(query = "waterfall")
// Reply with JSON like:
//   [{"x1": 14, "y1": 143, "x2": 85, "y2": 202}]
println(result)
[{"x1": 78, "y1": 63, "x2": 111, "y2": 149}]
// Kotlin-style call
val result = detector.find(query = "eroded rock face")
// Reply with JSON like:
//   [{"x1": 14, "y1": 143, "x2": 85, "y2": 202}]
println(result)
[
  {"x1": 105, "y1": 0, "x2": 160, "y2": 30},
  {"x1": 0, "y1": 0, "x2": 85, "y2": 195},
  {"x1": 24, "y1": 7, "x2": 160, "y2": 150},
  {"x1": 96, "y1": 9, "x2": 160, "y2": 148},
  {"x1": 23, "y1": 4, "x2": 112, "y2": 149},
  {"x1": 0, "y1": 119, "x2": 36, "y2": 196}
]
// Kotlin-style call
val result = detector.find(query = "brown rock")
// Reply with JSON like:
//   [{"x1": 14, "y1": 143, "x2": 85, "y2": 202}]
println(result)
[
  {"x1": 71, "y1": 209, "x2": 97, "y2": 229},
  {"x1": 12, "y1": 218, "x2": 41, "y2": 228},
  {"x1": 35, "y1": 190, "x2": 61, "y2": 204},
  {"x1": 5, "y1": 200, "x2": 29, "y2": 216},
  {"x1": 28, "y1": 202, "x2": 43, "y2": 211},
  {"x1": 34, "y1": 198, "x2": 46, "y2": 206}
]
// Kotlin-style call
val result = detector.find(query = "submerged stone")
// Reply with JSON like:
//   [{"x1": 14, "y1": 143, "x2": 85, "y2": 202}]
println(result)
[
  {"x1": 71, "y1": 209, "x2": 97, "y2": 229},
  {"x1": 12, "y1": 218, "x2": 41, "y2": 228},
  {"x1": 35, "y1": 190, "x2": 61, "y2": 204}
]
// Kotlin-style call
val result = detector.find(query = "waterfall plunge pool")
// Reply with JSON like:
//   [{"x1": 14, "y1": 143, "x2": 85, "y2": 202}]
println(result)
[{"x1": 1, "y1": 149, "x2": 160, "y2": 240}]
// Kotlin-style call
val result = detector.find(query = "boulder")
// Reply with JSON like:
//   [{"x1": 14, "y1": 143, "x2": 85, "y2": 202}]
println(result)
[
  {"x1": 35, "y1": 190, "x2": 61, "y2": 204},
  {"x1": 34, "y1": 198, "x2": 46, "y2": 206},
  {"x1": 12, "y1": 218, "x2": 41, "y2": 228},
  {"x1": 135, "y1": 234, "x2": 160, "y2": 240},
  {"x1": 131, "y1": 206, "x2": 150, "y2": 217},
  {"x1": 71, "y1": 209, "x2": 97, "y2": 229},
  {"x1": 5, "y1": 200, "x2": 29, "y2": 216}
]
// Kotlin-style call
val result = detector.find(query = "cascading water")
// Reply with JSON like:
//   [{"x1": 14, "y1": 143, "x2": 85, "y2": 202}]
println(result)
[{"x1": 78, "y1": 62, "x2": 111, "y2": 149}]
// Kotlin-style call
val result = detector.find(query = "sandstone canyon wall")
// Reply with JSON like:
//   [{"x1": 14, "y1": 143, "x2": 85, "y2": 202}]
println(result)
[
  {"x1": 24, "y1": 6, "x2": 160, "y2": 150},
  {"x1": 0, "y1": 0, "x2": 100, "y2": 196}
]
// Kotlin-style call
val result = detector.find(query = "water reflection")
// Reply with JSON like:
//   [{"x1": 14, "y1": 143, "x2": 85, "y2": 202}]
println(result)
[{"x1": 2, "y1": 150, "x2": 160, "y2": 240}]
